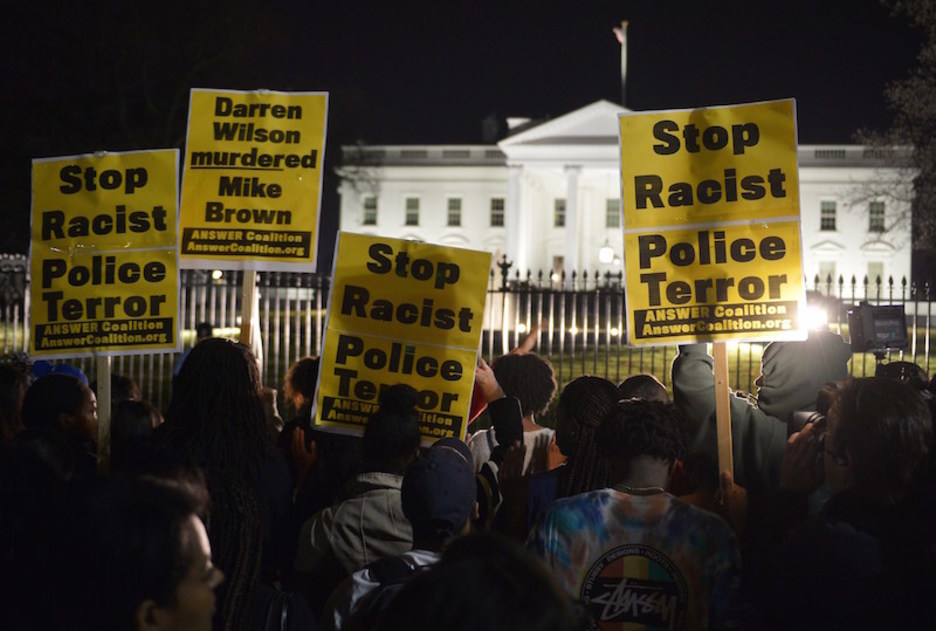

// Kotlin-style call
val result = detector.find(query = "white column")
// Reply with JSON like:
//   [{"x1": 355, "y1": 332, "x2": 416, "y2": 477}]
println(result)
[
  {"x1": 505, "y1": 165, "x2": 524, "y2": 270},
  {"x1": 564, "y1": 165, "x2": 581, "y2": 277}
]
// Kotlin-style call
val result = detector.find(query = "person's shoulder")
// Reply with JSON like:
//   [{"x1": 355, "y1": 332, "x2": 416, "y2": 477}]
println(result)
[
  {"x1": 669, "y1": 495, "x2": 737, "y2": 538},
  {"x1": 467, "y1": 428, "x2": 495, "y2": 465},
  {"x1": 303, "y1": 500, "x2": 336, "y2": 531},
  {"x1": 532, "y1": 490, "x2": 615, "y2": 541},
  {"x1": 338, "y1": 472, "x2": 404, "y2": 501},
  {"x1": 529, "y1": 464, "x2": 563, "y2": 488},
  {"x1": 527, "y1": 426, "x2": 554, "y2": 439},
  {"x1": 548, "y1": 487, "x2": 614, "y2": 514},
  {"x1": 468, "y1": 427, "x2": 493, "y2": 446}
]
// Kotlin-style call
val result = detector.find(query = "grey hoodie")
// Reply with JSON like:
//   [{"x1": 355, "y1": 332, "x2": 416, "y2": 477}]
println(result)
[{"x1": 671, "y1": 331, "x2": 851, "y2": 492}]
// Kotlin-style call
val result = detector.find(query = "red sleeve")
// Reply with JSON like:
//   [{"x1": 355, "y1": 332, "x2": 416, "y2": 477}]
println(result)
[{"x1": 468, "y1": 381, "x2": 489, "y2": 424}]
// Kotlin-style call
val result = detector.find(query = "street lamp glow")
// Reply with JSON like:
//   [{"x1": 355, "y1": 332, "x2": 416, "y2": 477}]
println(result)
[{"x1": 599, "y1": 244, "x2": 614, "y2": 264}]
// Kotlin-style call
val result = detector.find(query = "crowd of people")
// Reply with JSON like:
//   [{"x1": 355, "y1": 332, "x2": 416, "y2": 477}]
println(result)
[{"x1": 1, "y1": 324, "x2": 935, "y2": 629}]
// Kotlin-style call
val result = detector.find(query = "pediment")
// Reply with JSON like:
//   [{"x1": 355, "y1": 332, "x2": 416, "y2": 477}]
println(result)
[
  {"x1": 809, "y1": 239, "x2": 847, "y2": 252},
  {"x1": 499, "y1": 100, "x2": 628, "y2": 150},
  {"x1": 438, "y1": 234, "x2": 470, "y2": 246},
  {"x1": 859, "y1": 238, "x2": 897, "y2": 253}
]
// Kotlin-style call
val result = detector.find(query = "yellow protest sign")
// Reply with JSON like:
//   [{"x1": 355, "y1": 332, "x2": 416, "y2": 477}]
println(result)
[
  {"x1": 315, "y1": 233, "x2": 491, "y2": 444},
  {"x1": 620, "y1": 100, "x2": 805, "y2": 345},
  {"x1": 30, "y1": 150, "x2": 180, "y2": 357},
  {"x1": 179, "y1": 88, "x2": 328, "y2": 270}
]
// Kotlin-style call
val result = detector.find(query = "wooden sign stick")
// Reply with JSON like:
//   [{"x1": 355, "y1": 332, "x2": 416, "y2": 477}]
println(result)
[
  {"x1": 712, "y1": 341, "x2": 734, "y2": 477},
  {"x1": 239, "y1": 269, "x2": 257, "y2": 348},
  {"x1": 95, "y1": 353, "x2": 112, "y2": 475}
]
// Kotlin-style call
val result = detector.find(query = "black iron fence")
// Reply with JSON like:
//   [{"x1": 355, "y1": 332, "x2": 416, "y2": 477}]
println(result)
[{"x1": 1, "y1": 252, "x2": 932, "y2": 411}]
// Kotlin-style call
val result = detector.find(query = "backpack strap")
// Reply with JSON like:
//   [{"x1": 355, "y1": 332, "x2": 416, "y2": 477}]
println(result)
[{"x1": 368, "y1": 555, "x2": 414, "y2": 585}]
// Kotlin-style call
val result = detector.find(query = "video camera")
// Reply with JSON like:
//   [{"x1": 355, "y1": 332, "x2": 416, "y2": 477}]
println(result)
[{"x1": 846, "y1": 302, "x2": 908, "y2": 353}]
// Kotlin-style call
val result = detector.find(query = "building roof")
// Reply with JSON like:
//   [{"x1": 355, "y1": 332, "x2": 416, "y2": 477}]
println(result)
[{"x1": 341, "y1": 99, "x2": 912, "y2": 169}]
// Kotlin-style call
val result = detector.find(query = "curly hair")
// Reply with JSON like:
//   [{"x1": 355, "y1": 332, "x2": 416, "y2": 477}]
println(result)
[
  {"x1": 596, "y1": 400, "x2": 684, "y2": 468},
  {"x1": 491, "y1": 353, "x2": 557, "y2": 418},
  {"x1": 556, "y1": 376, "x2": 620, "y2": 497}
]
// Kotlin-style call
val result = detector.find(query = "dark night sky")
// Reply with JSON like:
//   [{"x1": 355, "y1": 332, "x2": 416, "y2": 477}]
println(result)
[
  {"x1": 280, "y1": 0, "x2": 921, "y2": 145},
  {"x1": 0, "y1": 0, "x2": 923, "y2": 256}
]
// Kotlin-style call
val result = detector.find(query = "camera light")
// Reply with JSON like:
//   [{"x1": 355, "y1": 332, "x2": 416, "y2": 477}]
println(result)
[{"x1": 805, "y1": 306, "x2": 828, "y2": 330}]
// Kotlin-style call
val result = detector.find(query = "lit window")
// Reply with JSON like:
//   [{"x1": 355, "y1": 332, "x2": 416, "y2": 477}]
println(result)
[
  {"x1": 405, "y1": 197, "x2": 420, "y2": 226},
  {"x1": 869, "y1": 201, "x2": 885, "y2": 232},
  {"x1": 447, "y1": 198, "x2": 462, "y2": 227},
  {"x1": 606, "y1": 199, "x2": 621, "y2": 228},
  {"x1": 554, "y1": 199, "x2": 566, "y2": 227},
  {"x1": 363, "y1": 196, "x2": 377, "y2": 225},
  {"x1": 867, "y1": 262, "x2": 884, "y2": 285},
  {"x1": 490, "y1": 198, "x2": 505, "y2": 227},
  {"x1": 820, "y1": 201, "x2": 836, "y2": 231},
  {"x1": 552, "y1": 256, "x2": 565, "y2": 276},
  {"x1": 818, "y1": 261, "x2": 836, "y2": 291}
]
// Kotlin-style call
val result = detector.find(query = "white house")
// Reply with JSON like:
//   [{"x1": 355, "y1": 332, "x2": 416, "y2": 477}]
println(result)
[{"x1": 337, "y1": 99, "x2": 912, "y2": 292}]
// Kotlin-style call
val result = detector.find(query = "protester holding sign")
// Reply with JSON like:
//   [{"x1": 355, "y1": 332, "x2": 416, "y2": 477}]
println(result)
[{"x1": 672, "y1": 332, "x2": 851, "y2": 495}]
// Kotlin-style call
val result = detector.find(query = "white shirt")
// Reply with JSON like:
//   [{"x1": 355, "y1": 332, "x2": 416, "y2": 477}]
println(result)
[{"x1": 468, "y1": 426, "x2": 554, "y2": 475}]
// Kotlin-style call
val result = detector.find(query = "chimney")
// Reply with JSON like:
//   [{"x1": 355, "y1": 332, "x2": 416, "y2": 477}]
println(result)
[
  {"x1": 613, "y1": 20, "x2": 628, "y2": 108},
  {"x1": 481, "y1": 114, "x2": 500, "y2": 143},
  {"x1": 506, "y1": 117, "x2": 532, "y2": 131}
]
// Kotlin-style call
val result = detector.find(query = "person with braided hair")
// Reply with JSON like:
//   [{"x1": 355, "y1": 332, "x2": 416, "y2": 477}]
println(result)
[
  {"x1": 155, "y1": 337, "x2": 295, "y2": 630},
  {"x1": 529, "y1": 399, "x2": 745, "y2": 629},
  {"x1": 526, "y1": 376, "x2": 620, "y2": 531}
]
